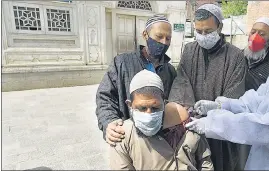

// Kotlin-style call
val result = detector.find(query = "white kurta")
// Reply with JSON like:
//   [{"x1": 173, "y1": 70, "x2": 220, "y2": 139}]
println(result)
[{"x1": 204, "y1": 77, "x2": 269, "y2": 170}]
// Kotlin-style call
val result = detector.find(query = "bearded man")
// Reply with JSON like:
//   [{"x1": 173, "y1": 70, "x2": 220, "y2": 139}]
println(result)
[
  {"x1": 244, "y1": 17, "x2": 269, "y2": 91},
  {"x1": 234, "y1": 16, "x2": 269, "y2": 170}
]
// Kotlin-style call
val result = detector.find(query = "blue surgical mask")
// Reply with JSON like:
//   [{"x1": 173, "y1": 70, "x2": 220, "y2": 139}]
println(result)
[
  {"x1": 130, "y1": 108, "x2": 163, "y2": 136},
  {"x1": 146, "y1": 36, "x2": 169, "y2": 59}
]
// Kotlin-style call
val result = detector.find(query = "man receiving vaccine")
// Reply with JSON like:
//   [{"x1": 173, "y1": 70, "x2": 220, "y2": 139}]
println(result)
[{"x1": 96, "y1": 15, "x2": 176, "y2": 147}]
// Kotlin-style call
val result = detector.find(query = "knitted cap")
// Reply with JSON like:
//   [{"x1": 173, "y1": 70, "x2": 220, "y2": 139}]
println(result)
[{"x1": 145, "y1": 14, "x2": 171, "y2": 29}]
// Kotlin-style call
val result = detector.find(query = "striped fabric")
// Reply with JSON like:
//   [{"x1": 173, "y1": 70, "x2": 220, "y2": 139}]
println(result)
[{"x1": 145, "y1": 14, "x2": 171, "y2": 29}]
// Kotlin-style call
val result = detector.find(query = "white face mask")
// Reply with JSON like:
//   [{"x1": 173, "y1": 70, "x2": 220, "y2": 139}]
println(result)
[
  {"x1": 130, "y1": 108, "x2": 163, "y2": 137},
  {"x1": 196, "y1": 30, "x2": 220, "y2": 49}
]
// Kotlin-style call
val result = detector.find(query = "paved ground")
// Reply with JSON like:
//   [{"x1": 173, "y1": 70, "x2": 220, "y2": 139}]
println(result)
[{"x1": 2, "y1": 85, "x2": 110, "y2": 170}]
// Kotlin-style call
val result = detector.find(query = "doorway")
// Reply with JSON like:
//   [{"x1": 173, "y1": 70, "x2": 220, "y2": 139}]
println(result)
[{"x1": 116, "y1": 14, "x2": 148, "y2": 55}]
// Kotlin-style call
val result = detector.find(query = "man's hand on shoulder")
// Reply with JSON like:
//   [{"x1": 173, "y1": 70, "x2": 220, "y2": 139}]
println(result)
[{"x1": 106, "y1": 119, "x2": 125, "y2": 146}]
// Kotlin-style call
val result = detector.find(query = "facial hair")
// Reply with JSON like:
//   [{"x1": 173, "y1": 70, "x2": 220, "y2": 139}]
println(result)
[
  {"x1": 244, "y1": 40, "x2": 269, "y2": 61},
  {"x1": 244, "y1": 46, "x2": 268, "y2": 61}
]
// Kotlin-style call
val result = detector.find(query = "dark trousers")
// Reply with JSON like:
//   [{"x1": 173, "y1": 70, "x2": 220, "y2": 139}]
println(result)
[{"x1": 234, "y1": 144, "x2": 252, "y2": 170}]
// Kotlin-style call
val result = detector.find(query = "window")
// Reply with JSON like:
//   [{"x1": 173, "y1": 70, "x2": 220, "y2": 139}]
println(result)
[
  {"x1": 47, "y1": 8, "x2": 71, "y2": 32},
  {"x1": 11, "y1": 3, "x2": 75, "y2": 35},
  {"x1": 13, "y1": 6, "x2": 41, "y2": 31},
  {"x1": 117, "y1": 1, "x2": 152, "y2": 11}
]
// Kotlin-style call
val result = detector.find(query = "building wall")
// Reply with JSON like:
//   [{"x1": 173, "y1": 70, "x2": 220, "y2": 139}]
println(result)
[
  {"x1": 247, "y1": 1, "x2": 269, "y2": 33},
  {"x1": 186, "y1": 0, "x2": 220, "y2": 20},
  {"x1": 2, "y1": 68, "x2": 106, "y2": 92},
  {"x1": 159, "y1": 1, "x2": 187, "y2": 64},
  {"x1": 2, "y1": 1, "x2": 186, "y2": 91}
]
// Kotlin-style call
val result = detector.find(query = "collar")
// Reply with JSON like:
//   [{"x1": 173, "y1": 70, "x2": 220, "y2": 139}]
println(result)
[
  {"x1": 207, "y1": 33, "x2": 226, "y2": 54},
  {"x1": 137, "y1": 45, "x2": 171, "y2": 65}
]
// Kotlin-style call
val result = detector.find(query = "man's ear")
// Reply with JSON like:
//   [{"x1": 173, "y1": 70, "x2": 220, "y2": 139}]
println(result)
[
  {"x1": 218, "y1": 23, "x2": 223, "y2": 34},
  {"x1": 126, "y1": 100, "x2": 132, "y2": 108},
  {"x1": 142, "y1": 30, "x2": 148, "y2": 41}
]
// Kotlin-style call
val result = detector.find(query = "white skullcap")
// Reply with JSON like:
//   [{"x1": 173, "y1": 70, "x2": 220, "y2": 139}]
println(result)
[
  {"x1": 129, "y1": 69, "x2": 164, "y2": 94},
  {"x1": 255, "y1": 17, "x2": 269, "y2": 27},
  {"x1": 197, "y1": 4, "x2": 224, "y2": 23}
]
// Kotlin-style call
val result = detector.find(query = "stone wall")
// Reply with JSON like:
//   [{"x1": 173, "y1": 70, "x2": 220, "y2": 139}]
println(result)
[
  {"x1": 2, "y1": 1, "x2": 187, "y2": 91},
  {"x1": 247, "y1": 1, "x2": 269, "y2": 33},
  {"x1": 2, "y1": 68, "x2": 106, "y2": 92}
]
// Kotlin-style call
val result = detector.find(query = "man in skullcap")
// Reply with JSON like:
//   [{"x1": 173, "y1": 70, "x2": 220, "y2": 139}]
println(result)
[
  {"x1": 168, "y1": 3, "x2": 247, "y2": 171},
  {"x1": 96, "y1": 15, "x2": 176, "y2": 146},
  {"x1": 109, "y1": 69, "x2": 213, "y2": 170},
  {"x1": 232, "y1": 16, "x2": 269, "y2": 169},
  {"x1": 244, "y1": 17, "x2": 269, "y2": 91},
  {"x1": 191, "y1": 16, "x2": 269, "y2": 170}
]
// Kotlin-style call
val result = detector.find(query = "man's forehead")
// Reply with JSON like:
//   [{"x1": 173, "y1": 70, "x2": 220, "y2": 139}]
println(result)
[
  {"x1": 149, "y1": 22, "x2": 171, "y2": 31},
  {"x1": 133, "y1": 92, "x2": 161, "y2": 100},
  {"x1": 252, "y1": 23, "x2": 269, "y2": 33},
  {"x1": 195, "y1": 16, "x2": 218, "y2": 29}
]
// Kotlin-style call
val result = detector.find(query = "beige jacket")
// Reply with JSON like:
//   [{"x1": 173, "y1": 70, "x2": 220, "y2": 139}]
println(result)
[{"x1": 110, "y1": 120, "x2": 213, "y2": 170}]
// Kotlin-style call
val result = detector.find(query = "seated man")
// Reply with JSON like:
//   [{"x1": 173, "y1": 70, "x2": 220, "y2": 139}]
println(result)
[{"x1": 109, "y1": 69, "x2": 213, "y2": 170}]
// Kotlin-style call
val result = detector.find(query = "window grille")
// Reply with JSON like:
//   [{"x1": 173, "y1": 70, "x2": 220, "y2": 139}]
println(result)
[
  {"x1": 46, "y1": 8, "x2": 71, "y2": 32},
  {"x1": 117, "y1": 1, "x2": 152, "y2": 11},
  {"x1": 12, "y1": 3, "x2": 73, "y2": 34},
  {"x1": 13, "y1": 6, "x2": 41, "y2": 31}
]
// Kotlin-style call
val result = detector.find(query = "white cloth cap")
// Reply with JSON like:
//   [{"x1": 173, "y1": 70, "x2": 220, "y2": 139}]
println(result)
[
  {"x1": 129, "y1": 69, "x2": 164, "y2": 94},
  {"x1": 255, "y1": 17, "x2": 269, "y2": 27},
  {"x1": 197, "y1": 4, "x2": 224, "y2": 23}
]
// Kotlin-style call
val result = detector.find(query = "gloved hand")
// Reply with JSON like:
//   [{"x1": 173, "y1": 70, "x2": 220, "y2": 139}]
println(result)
[
  {"x1": 194, "y1": 100, "x2": 221, "y2": 116},
  {"x1": 185, "y1": 117, "x2": 207, "y2": 134}
]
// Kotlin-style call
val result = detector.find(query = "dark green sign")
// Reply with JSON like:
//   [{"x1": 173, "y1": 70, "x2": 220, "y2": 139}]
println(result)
[{"x1": 173, "y1": 23, "x2": 184, "y2": 32}]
